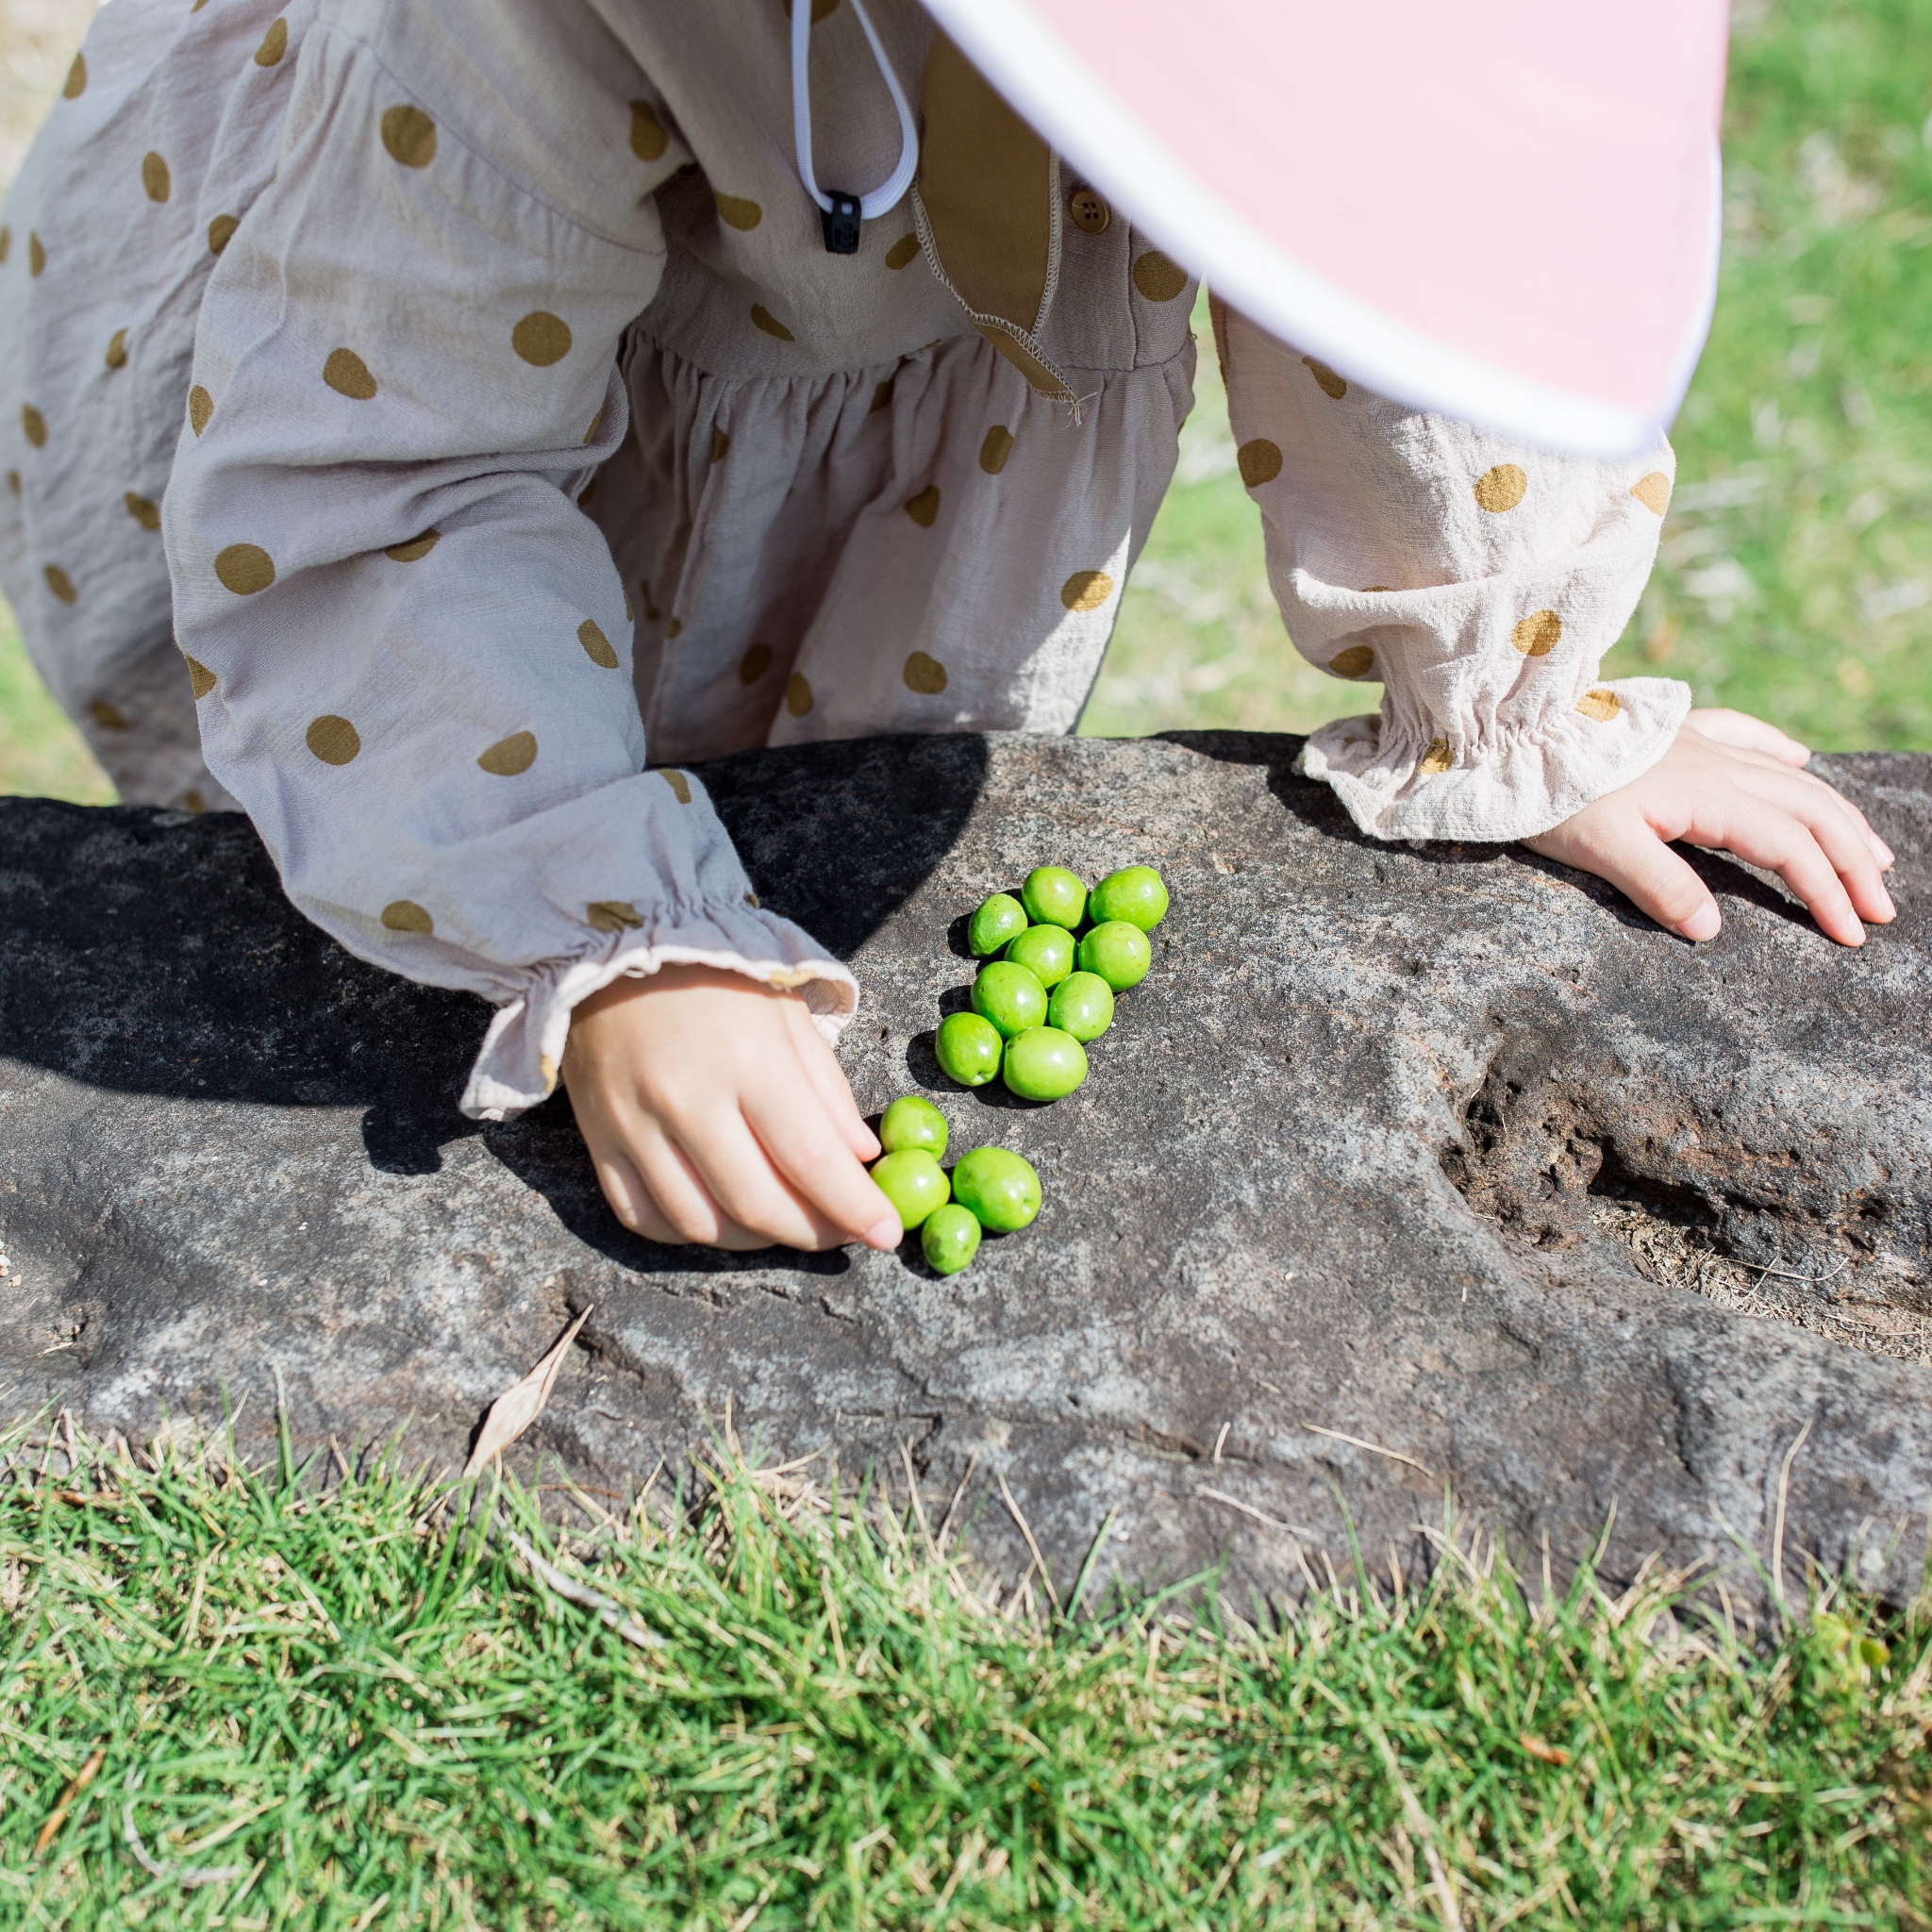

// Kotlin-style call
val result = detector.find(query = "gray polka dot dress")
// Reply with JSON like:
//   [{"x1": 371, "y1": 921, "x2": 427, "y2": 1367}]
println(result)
[{"x1": 0, "y1": 0, "x2": 1686, "y2": 1117}]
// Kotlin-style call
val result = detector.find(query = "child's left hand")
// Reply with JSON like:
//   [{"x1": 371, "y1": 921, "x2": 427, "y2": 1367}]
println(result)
[{"x1": 1522, "y1": 708, "x2": 1896, "y2": 946}]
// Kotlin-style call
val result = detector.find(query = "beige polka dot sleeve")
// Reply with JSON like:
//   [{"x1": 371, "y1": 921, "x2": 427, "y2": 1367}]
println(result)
[
  {"x1": 1216, "y1": 303, "x2": 1690, "y2": 843},
  {"x1": 164, "y1": 20, "x2": 856, "y2": 1121}
]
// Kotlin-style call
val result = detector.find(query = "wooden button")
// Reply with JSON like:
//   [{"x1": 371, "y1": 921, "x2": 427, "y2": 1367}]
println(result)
[{"x1": 1068, "y1": 187, "x2": 1110, "y2": 235}]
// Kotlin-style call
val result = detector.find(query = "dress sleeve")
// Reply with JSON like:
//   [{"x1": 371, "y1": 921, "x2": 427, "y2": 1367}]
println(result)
[
  {"x1": 164, "y1": 23, "x2": 857, "y2": 1123},
  {"x1": 1214, "y1": 300, "x2": 1691, "y2": 844}
]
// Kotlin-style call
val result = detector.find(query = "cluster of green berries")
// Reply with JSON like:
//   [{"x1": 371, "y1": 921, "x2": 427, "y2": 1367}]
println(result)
[
  {"x1": 939, "y1": 864, "x2": 1169, "y2": 1102},
  {"x1": 868, "y1": 1099, "x2": 1041, "y2": 1276},
  {"x1": 866, "y1": 865, "x2": 1168, "y2": 1277}
]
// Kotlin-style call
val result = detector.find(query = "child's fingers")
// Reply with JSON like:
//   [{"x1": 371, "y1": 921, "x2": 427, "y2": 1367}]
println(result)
[
  {"x1": 1677, "y1": 789, "x2": 1865, "y2": 945},
  {"x1": 1722, "y1": 762, "x2": 1895, "y2": 924},
  {"x1": 741, "y1": 1071, "x2": 902, "y2": 1250},
  {"x1": 623, "y1": 1111, "x2": 794, "y2": 1250},
  {"x1": 781, "y1": 998, "x2": 883, "y2": 1161},
  {"x1": 1685, "y1": 708, "x2": 1811, "y2": 765},
  {"x1": 1706, "y1": 748, "x2": 1895, "y2": 869},
  {"x1": 1531, "y1": 811, "x2": 1722, "y2": 941},
  {"x1": 590, "y1": 1145, "x2": 687, "y2": 1247}
]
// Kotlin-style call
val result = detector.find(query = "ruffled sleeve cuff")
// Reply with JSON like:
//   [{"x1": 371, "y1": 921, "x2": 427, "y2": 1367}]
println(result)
[
  {"x1": 461, "y1": 898, "x2": 857, "y2": 1121},
  {"x1": 1299, "y1": 675, "x2": 1692, "y2": 844}
]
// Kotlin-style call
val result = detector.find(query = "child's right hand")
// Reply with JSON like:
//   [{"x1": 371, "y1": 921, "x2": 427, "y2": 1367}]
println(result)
[{"x1": 560, "y1": 964, "x2": 902, "y2": 1252}]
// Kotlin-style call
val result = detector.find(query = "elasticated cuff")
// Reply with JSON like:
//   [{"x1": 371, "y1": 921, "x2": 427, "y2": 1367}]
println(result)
[
  {"x1": 460, "y1": 901, "x2": 858, "y2": 1121},
  {"x1": 1299, "y1": 676, "x2": 1692, "y2": 843}
]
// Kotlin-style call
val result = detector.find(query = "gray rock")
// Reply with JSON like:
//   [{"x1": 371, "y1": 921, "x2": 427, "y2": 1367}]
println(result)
[{"x1": 2, "y1": 734, "x2": 1928, "y2": 1608}]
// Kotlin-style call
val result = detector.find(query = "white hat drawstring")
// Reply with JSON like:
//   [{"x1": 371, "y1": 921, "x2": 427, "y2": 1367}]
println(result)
[{"x1": 791, "y1": 0, "x2": 919, "y2": 253}]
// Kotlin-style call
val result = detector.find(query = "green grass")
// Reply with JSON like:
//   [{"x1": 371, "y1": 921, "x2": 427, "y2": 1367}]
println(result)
[
  {"x1": 4, "y1": 1420, "x2": 1928, "y2": 1929},
  {"x1": 0, "y1": 609, "x2": 109, "y2": 803},
  {"x1": 1087, "y1": 0, "x2": 1932, "y2": 749}
]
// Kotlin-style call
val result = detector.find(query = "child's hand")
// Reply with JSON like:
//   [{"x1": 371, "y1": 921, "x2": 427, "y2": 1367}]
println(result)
[
  {"x1": 560, "y1": 965, "x2": 901, "y2": 1252},
  {"x1": 1523, "y1": 708, "x2": 1896, "y2": 946}
]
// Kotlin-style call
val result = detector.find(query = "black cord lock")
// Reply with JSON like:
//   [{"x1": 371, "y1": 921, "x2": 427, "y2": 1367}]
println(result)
[{"x1": 821, "y1": 190, "x2": 861, "y2": 255}]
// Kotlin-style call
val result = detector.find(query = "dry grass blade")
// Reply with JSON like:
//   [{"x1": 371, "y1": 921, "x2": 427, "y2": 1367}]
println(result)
[
  {"x1": 506, "y1": 1528, "x2": 665, "y2": 1651},
  {"x1": 1772, "y1": 1413, "x2": 1815, "y2": 1615},
  {"x1": 1197, "y1": 1485, "x2": 1318, "y2": 1540},
  {"x1": 34, "y1": 1743, "x2": 104, "y2": 1855},
  {"x1": 996, "y1": 1473, "x2": 1060, "y2": 1615},
  {"x1": 462, "y1": 1307, "x2": 591, "y2": 1478},
  {"x1": 1303, "y1": 1423, "x2": 1435, "y2": 1479},
  {"x1": 121, "y1": 1773, "x2": 250, "y2": 1887}
]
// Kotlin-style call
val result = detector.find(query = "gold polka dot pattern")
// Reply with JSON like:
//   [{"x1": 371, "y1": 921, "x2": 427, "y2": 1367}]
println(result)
[
  {"x1": 903, "y1": 651, "x2": 947, "y2": 694},
  {"x1": 1510, "y1": 610, "x2": 1562, "y2": 657},
  {"x1": 63, "y1": 53, "x2": 86, "y2": 99},
  {"x1": 629, "y1": 100, "x2": 668, "y2": 161},
  {"x1": 142, "y1": 152, "x2": 172, "y2": 203},
  {"x1": 208, "y1": 214, "x2": 239, "y2": 256},
  {"x1": 381, "y1": 900, "x2": 433, "y2": 934},
  {"x1": 385, "y1": 530, "x2": 440, "y2": 562},
  {"x1": 1419, "y1": 738, "x2": 1454, "y2": 774},
  {"x1": 979, "y1": 425, "x2": 1014, "y2": 475},
  {"x1": 4, "y1": 471, "x2": 17, "y2": 495},
  {"x1": 711, "y1": 425, "x2": 729, "y2": 462},
  {"x1": 1303, "y1": 357, "x2": 1347, "y2": 400},
  {"x1": 477, "y1": 731, "x2": 538, "y2": 775},
  {"x1": 1328, "y1": 644, "x2": 1375, "y2": 679},
  {"x1": 323, "y1": 348, "x2": 377, "y2": 400},
  {"x1": 184, "y1": 655, "x2": 217, "y2": 699},
  {"x1": 511, "y1": 312, "x2": 572, "y2": 367},
  {"x1": 1061, "y1": 570, "x2": 1113, "y2": 613},
  {"x1": 189, "y1": 387, "x2": 213, "y2": 435},
  {"x1": 29, "y1": 232, "x2": 45, "y2": 276},
  {"x1": 587, "y1": 900, "x2": 643, "y2": 932},
  {"x1": 1474, "y1": 463, "x2": 1526, "y2": 513},
  {"x1": 903, "y1": 485, "x2": 940, "y2": 527},
  {"x1": 750, "y1": 304, "x2": 794, "y2": 342},
  {"x1": 665, "y1": 617, "x2": 683, "y2": 638},
  {"x1": 1576, "y1": 688, "x2": 1621, "y2": 723},
  {"x1": 739, "y1": 642, "x2": 773, "y2": 685},
  {"x1": 1237, "y1": 439, "x2": 1282, "y2": 488},
  {"x1": 1131, "y1": 251, "x2": 1189, "y2": 302},
  {"x1": 306, "y1": 714, "x2": 359, "y2": 764},
  {"x1": 661, "y1": 769, "x2": 691, "y2": 803},
  {"x1": 89, "y1": 700, "x2": 127, "y2": 729},
  {"x1": 716, "y1": 194, "x2": 762, "y2": 231},
  {"x1": 870, "y1": 379, "x2": 894, "y2": 413},
  {"x1": 125, "y1": 491, "x2": 160, "y2": 532},
  {"x1": 254, "y1": 17, "x2": 288, "y2": 65},
  {"x1": 578, "y1": 619, "x2": 619, "y2": 668},
  {"x1": 43, "y1": 566, "x2": 77, "y2": 606},
  {"x1": 884, "y1": 233, "x2": 920, "y2": 271},
  {"x1": 0, "y1": 227, "x2": 8, "y2": 263},
  {"x1": 215, "y1": 544, "x2": 275, "y2": 595},
  {"x1": 786, "y1": 672, "x2": 813, "y2": 717},
  {"x1": 183, "y1": 790, "x2": 207, "y2": 813},
  {"x1": 1629, "y1": 472, "x2": 1672, "y2": 515},
  {"x1": 381, "y1": 106, "x2": 437, "y2": 168},
  {"x1": 105, "y1": 328, "x2": 128, "y2": 369},
  {"x1": 21, "y1": 405, "x2": 46, "y2": 449}
]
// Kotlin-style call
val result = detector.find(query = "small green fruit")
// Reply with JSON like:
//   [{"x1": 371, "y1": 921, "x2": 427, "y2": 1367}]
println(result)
[
  {"x1": 869, "y1": 1149, "x2": 949, "y2": 1231},
  {"x1": 972, "y1": 960, "x2": 1048, "y2": 1038},
  {"x1": 921, "y1": 1203, "x2": 982, "y2": 1274},
  {"x1": 951, "y1": 1146, "x2": 1042, "y2": 1232},
  {"x1": 879, "y1": 1095, "x2": 948, "y2": 1158},
  {"x1": 1002, "y1": 1025, "x2": 1088, "y2": 1101},
  {"x1": 1089, "y1": 865, "x2": 1169, "y2": 931},
  {"x1": 935, "y1": 1011, "x2": 1004, "y2": 1087},
  {"x1": 968, "y1": 892, "x2": 1028, "y2": 958},
  {"x1": 1047, "y1": 970, "x2": 1114, "y2": 1042},
  {"x1": 1077, "y1": 919, "x2": 1152, "y2": 991},
  {"x1": 1004, "y1": 923, "x2": 1074, "y2": 990},
  {"x1": 1022, "y1": 865, "x2": 1087, "y2": 930}
]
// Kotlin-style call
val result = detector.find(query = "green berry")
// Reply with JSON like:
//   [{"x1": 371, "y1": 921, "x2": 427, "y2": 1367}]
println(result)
[
  {"x1": 1022, "y1": 865, "x2": 1087, "y2": 930},
  {"x1": 935, "y1": 1011, "x2": 1004, "y2": 1087},
  {"x1": 951, "y1": 1146, "x2": 1042, "y2": 1232},
  {"x1": 1002, "y1": 1025, "x2": 1088, "y2": 1101},
  {"x1": 869, "y1": 1149, "x2": 949, "y2": 1232},
  {"x1": 1004, "y1": 923, "x2": 1074, "y2": 990},
  {"x1": 972, "y1": 959, "x2": 1048, "y2": 1038},
  {"x1": 879, "y1": 1095, "x2": 948, "y2": 1158},
  {"x1": 1077, "y1": 919, "x2": 1152, "y2": 991},
  {"x1": 1089, "y1": 865, "x2": 1169, "y2": 931},
  {"x1": 921, "y1": 1203, "x2": 982, "y2": 1275},
  {"x1": 1047, "y1": 970, "x2": 1114, "y2": 1042},
  {"x1": 968, "y1": 891, "x2": 1028, "y2": 958}
]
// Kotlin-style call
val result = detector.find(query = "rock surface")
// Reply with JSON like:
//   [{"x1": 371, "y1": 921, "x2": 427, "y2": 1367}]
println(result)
[{"x1": 3, "y1": 734, "x2": 1930, "y2": 1607}]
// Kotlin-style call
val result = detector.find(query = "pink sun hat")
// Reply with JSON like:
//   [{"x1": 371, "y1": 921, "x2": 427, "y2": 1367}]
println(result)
[{"x1": 921, "y1": 0, "x2": 1729, "y2": 458}]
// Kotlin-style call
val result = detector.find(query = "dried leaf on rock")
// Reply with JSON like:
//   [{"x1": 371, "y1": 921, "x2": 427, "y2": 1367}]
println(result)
[{"x1": 462, "y1": 1307, "x2": 591, "y2": 1478}]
